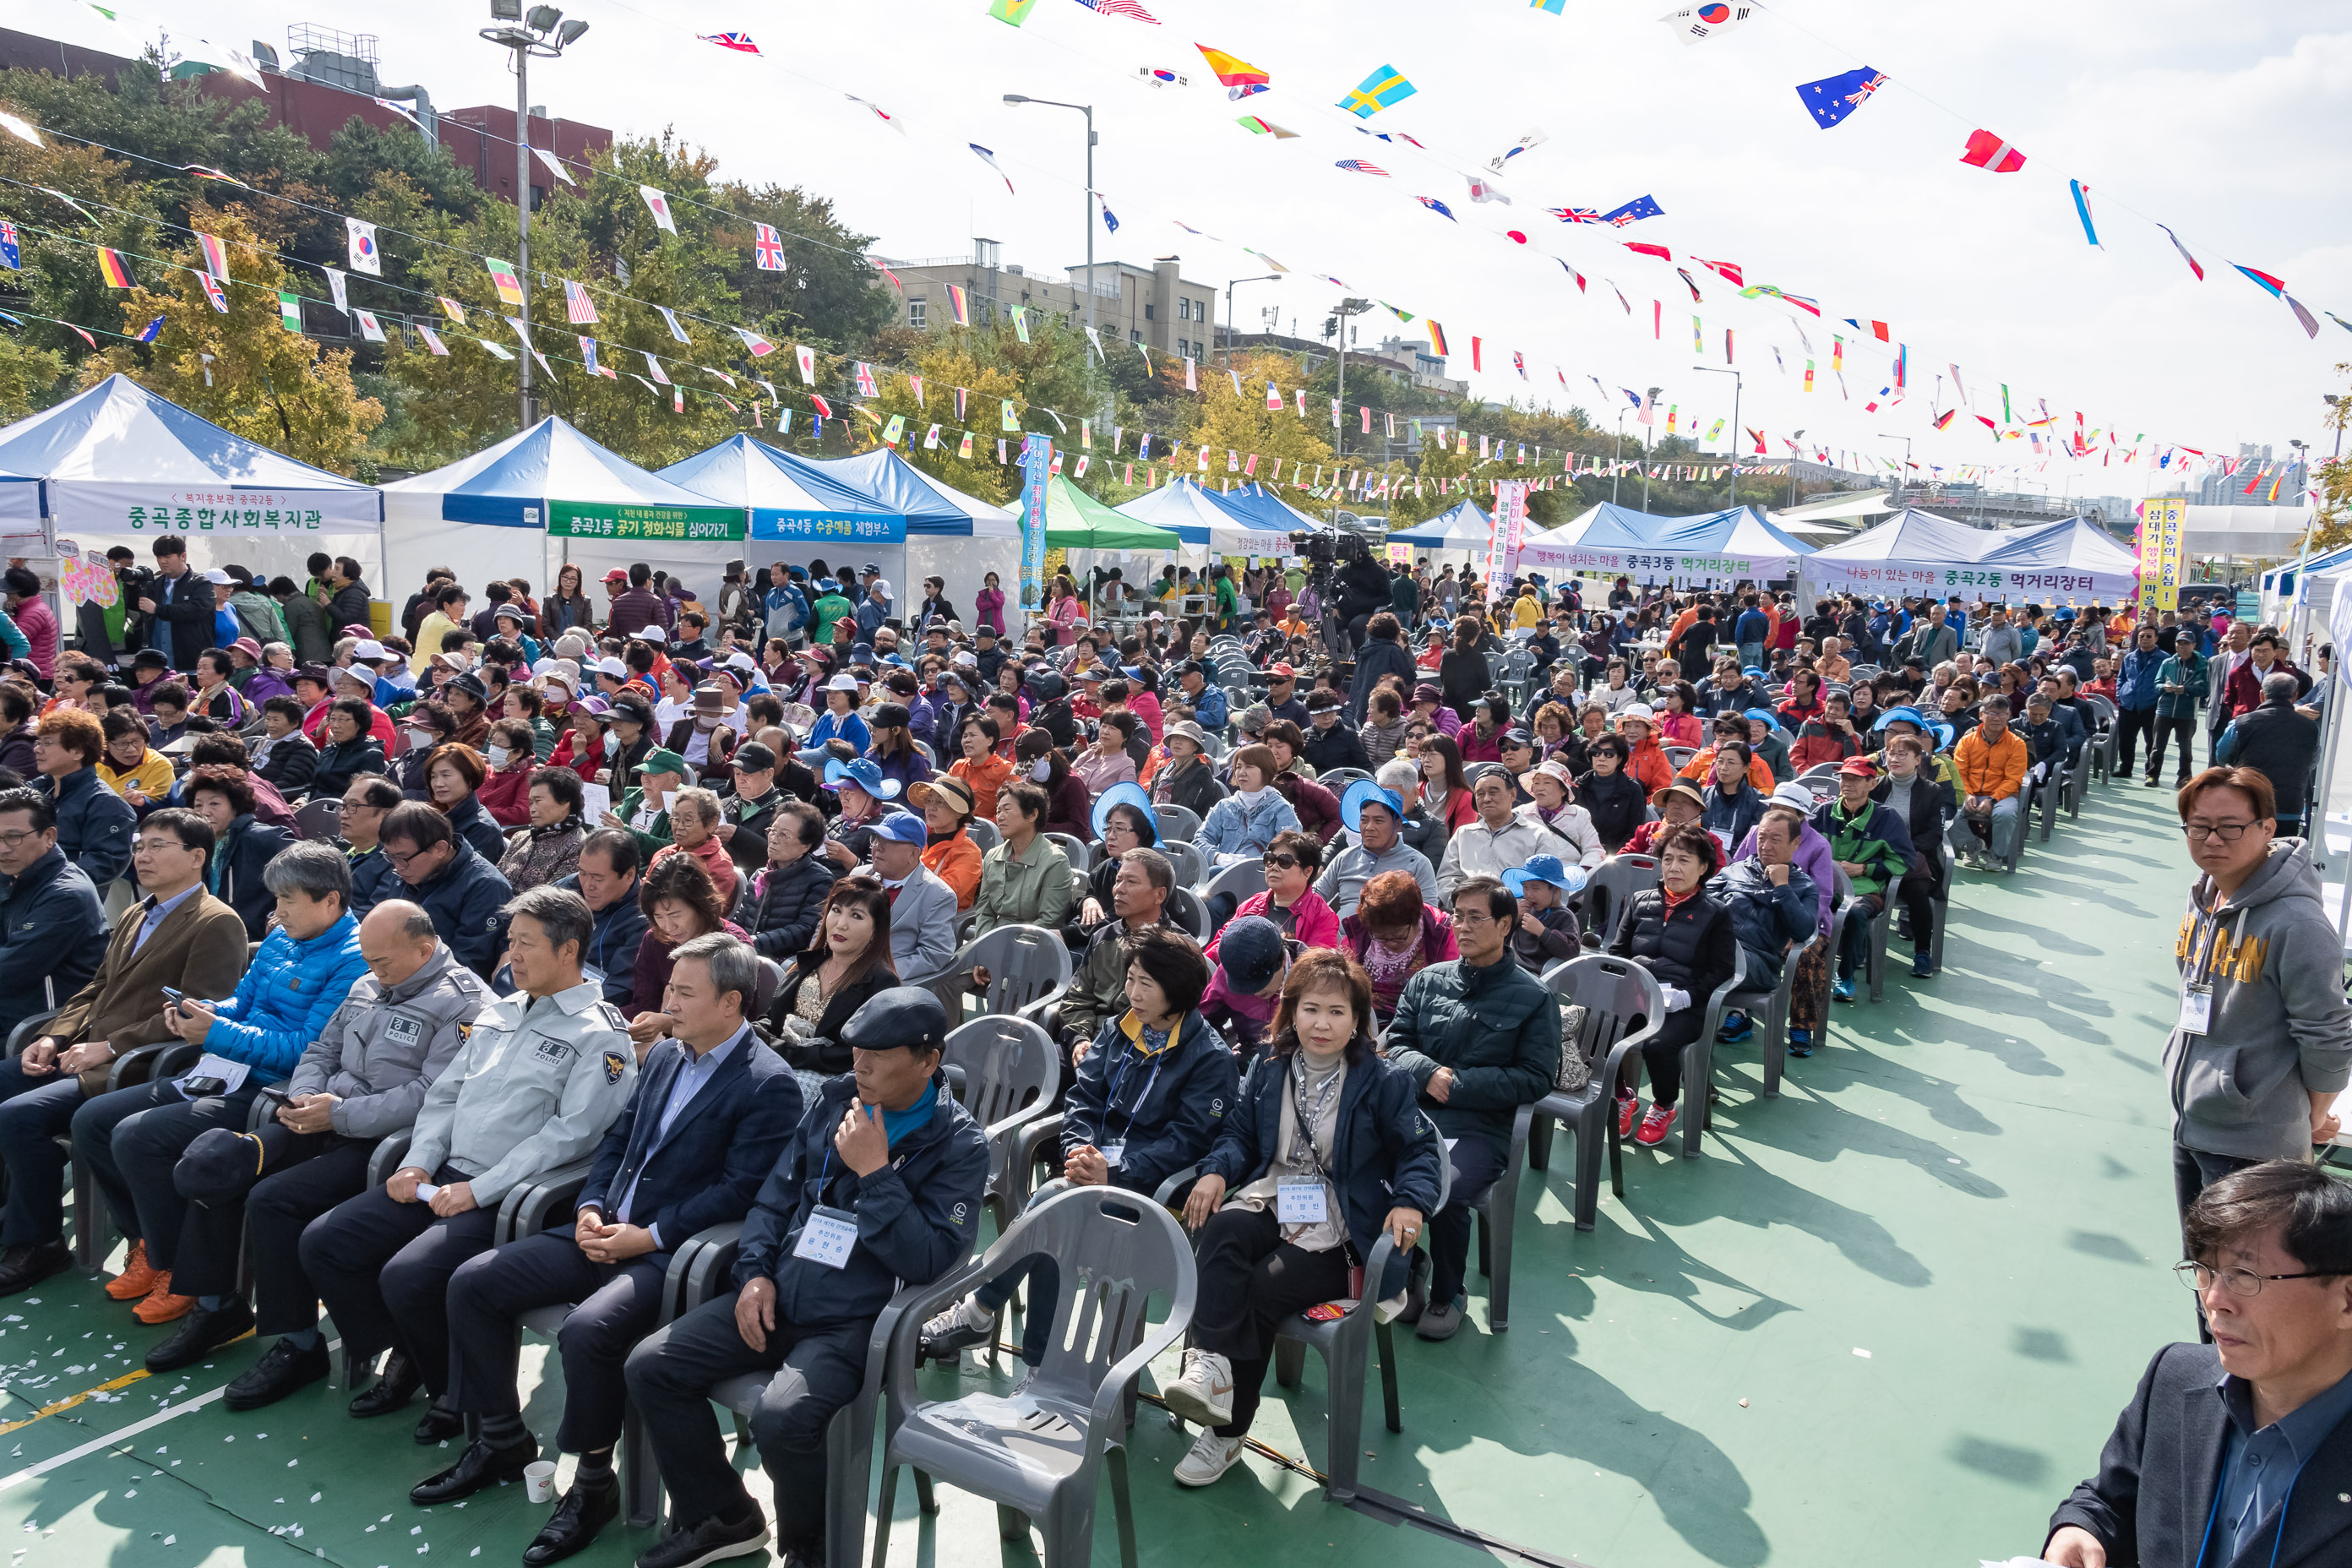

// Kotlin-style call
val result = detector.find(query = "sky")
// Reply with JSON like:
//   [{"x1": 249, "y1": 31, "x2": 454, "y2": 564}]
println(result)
[{"x1": 26, "y1": 0, "x2": 2352, "y2": 495}]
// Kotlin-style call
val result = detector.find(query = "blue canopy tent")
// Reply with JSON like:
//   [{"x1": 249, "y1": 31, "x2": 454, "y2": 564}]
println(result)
[
  {"x1": 384, "y1": 417, "x2": 738, "y2": 600},
  {"x1": 1219, "y1": 482, "x2": 1322, "y2": 536},
  {"x1": 0, "y1": 373, "x2": 383, "y2": 580},
  {"x1": 1119, "y1": 480, "x2": 1298, "y2": 559}
]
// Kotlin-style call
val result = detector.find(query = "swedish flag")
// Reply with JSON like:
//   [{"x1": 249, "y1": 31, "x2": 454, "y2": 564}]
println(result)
[{"x1": 1337, "y1": 65, "x2": 1416, "y2": 119}]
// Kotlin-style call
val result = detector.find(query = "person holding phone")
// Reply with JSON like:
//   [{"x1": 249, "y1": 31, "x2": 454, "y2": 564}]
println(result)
[
  {"x1": 70, "y1": 842, "x2": 365, "y2": 1326},
  {"x1": 0, "y1": 808, "x2": 248, "y2": 1298}
]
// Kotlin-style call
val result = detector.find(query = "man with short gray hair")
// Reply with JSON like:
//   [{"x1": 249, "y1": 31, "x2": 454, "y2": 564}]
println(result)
[
  {"x1": 2218, "y1": 671, "x2": 2323, "y2": 837},
  {"x1": 427, "y1": 933, "x2": 802, "y2": 1550},
  {"x1": 302, "y1": 885, "x2": 634, "y2": 1438},
  {"x1": 1059, "y1": 847, "x2": 1179, "y2": 1056},
  {"x1": 158, "y1": 900, "x2": 488, "y2": 1396}
]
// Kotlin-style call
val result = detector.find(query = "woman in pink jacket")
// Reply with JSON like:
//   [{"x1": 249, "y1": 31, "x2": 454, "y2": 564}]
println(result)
[{"x1": 1205, "y1": 829, "x2": 1341, "y2": 960}]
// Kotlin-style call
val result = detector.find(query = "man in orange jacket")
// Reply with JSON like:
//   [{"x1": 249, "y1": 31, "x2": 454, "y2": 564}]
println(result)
[{"x1": 1949, "y1": 695, "x2": 2028, "y2": 869}]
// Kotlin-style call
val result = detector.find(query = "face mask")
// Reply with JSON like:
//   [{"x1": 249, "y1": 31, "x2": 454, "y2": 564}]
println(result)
[
  {"x1": 408, "y1": 729, "x2": 435, "y2": 749},
  {"x1": 485, "y1": 745, "x2": 511, "y2": 766},
  {"x1": 1028, "y1": 757, "x2": 1053, "y2": 782}
]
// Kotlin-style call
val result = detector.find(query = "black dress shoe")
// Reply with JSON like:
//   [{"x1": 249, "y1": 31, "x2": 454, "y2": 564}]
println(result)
[
  {"x1": 225, "y1": 1337, "x2": 331, "y2": 1411},
  {"x1": 145, "y1": 1298, "x2": 254, "y2": 1371},
  {"x1": 634, "y1": 1505, "x2": 770, "y2": 1568},
  {"x1": 410, "y1": 1436, "x2": 541, "y2": 1505},
  {"x1": 523, "y1": 1473, "x2": 620, "y2": 1567},
  {"x1": 413, "y1": 1400, "x2": 466, "y2": 1445},
  {"x1": 0, "y1": 1240, "x2": 69, "y2": 1297},
  {"x1": 349, "y1": 1352, "x2": 422, "y2": 1418}
]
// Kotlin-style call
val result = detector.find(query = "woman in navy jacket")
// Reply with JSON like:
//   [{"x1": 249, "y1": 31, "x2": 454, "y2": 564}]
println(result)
[{"x1": 1161, "y1": 949, "x2": 1441, "y2": 1489}]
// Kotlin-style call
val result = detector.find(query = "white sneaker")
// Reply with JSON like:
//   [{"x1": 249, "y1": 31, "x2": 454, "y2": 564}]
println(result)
[
  {"x1": 1159, "y1": 1348, "x2": 1235, "y2": 1428},
  {"x1": 1172, "y1": 1429, "x2": 1246, "y2": 1488},
  {"x1": 917, "y1": 1297, "x2": 996, "y2": 1363}
]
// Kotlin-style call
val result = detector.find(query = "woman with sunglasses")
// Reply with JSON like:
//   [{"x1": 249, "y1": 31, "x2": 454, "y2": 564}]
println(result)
[{"x1": 1206, "y1": 830, "x2": 1338, "y2": 959}]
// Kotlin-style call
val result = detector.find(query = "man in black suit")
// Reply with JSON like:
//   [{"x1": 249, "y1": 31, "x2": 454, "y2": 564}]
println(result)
[
  {"x1": 2045, "y1": 1160, "x2": 2352, "y2": 1567},
  {"x1": 425, "y1": 932, "x2": 802, "y2": 1565}
]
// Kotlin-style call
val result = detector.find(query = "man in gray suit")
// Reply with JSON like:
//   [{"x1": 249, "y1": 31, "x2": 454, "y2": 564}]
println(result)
[{"x1": 863, "y1": 812, "x2": 958, "y2": 987}]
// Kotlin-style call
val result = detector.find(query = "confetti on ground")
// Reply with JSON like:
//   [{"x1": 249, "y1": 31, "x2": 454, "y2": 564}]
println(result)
[{"x1": 1854, "y1": 1348, "x2": 1872, "y2": 1358}]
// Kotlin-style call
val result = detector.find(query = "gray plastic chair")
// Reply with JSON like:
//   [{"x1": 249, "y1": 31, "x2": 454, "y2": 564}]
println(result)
[
  {"x1": 1663, "y1": 745, "x2": 1698, "y2": 774},
  {"x1": 1043, "y1": 831, "x2": 1092, "y2": 874},
  {"x1": 614, "y1": 1221, "x2": 945, "y2": 1568},
  {"x1": 1166, "y1": 887, "x2": 1211, "y2": 944},
  {"x1": 869, "y1": 1187, "x2": 1195, "y2": 1568},
  {"x1": 1154, "y1": 839, "x2": 1206, "y2": 891},
  {"x1": 1151, "y1": 803, "x2": 1200, "y2": 844},
  {"x1": 293, "y1": 798, "x2": 343, "y2": 841},
  {"x1": 941, "y1": 1015, "x2": 1060, "y2": 1233},
  {"x1": 966, "y1": 816, "x2": 1002, "y2": 856},
  {"x1": 934, "y1": 923, "x2": 1073, "y2": 1029},
  {"x1": 1198, "y1": 858, "x2": 1266, "y2": 910},
  {"x1": 1578, "y1": 853, "x2": 1659, "y2": 949},
  {"x1": 1317, "y1": 768, "x2": 1371, "y2": 793},
  {"x1": 1526, "y1": 956, "x2": 1668, "y2": 1229}
]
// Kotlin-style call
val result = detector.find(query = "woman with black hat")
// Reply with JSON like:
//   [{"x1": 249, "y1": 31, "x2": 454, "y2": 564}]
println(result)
[
  {"x1": 868, "y1": 701, "x2": 932, "y2": 797},
  {"x1": 443, "y1": 672, "x2": 492, "y2": 749},
  {"x1": 397, "y1": 701, "x2": 459, "y2": 799}
]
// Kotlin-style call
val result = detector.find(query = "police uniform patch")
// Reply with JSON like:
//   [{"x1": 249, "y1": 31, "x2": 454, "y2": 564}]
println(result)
[
  {"x1": 602, "y1": 1050, "x2": 627, "y2": 1085},
  {"x1": 384, "y1": 1015, "x2": 422, "y2": 1044},
  {"x1": 533, "y1": 1035, "x2": 573, "y2": 1063}
]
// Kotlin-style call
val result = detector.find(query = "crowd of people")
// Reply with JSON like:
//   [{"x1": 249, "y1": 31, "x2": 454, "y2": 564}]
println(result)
[{"x1": 0, "y1": 535, "x2": 2340, "y2": 1568}]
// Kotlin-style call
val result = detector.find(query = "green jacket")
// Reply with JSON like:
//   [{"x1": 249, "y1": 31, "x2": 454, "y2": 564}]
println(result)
[
  {"x1": 810, "y1": 592, "x2": 855, "y2": 646},
  {"x1": 2156, "y1": 651, "x2": 2207, "y2": 721},
  {"x1": 1815, "y1": 797, "x2": 1913, "y2": 901},
  {"x1": 527, "y1": 715, "x2": 559, "y2": 760},
  {"x1": 615, "y1": 788, "x2": 673, "y2": 856},
  {"x1": 1383, "y1": 954, "x2": 1560, "y2": 1145},
  {"x1": 971, "y1": 834, "x2": 1078, "y2": 939}
]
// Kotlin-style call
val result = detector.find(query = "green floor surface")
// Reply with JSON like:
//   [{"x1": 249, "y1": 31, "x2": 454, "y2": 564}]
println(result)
[{"x1": 0, "y1": 775, "x2": 2203, "y2": 1566}]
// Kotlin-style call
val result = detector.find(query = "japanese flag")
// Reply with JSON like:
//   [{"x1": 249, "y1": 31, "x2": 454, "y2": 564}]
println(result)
[{"x1": 640, "y1": 185, "x2": 678, "y2": 234}]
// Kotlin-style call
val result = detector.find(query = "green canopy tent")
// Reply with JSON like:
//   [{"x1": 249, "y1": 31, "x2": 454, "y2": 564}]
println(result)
[{"x1": 1007, "y1": 474, "x2": 1181, "y2": 550}]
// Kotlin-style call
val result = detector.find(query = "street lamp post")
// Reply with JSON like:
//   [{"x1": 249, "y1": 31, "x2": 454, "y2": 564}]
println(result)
[
  {"x1": 480, "y1": 1, "x2": 588, "y2": 433},
  {"x1": 1788, "y1": 428, "x2": 1805, "y2": 509},
  {"x1": 1879, "y1": 431, "x2": 1914, "y2": 509},
  {"x1": 1222, "y1": 274, "x2": 1279, "y2": 366},
  {"x1": 1641, "y1": 385, "x2": 1661, "y2": 511},
  {"x1": 1002, "y1": 95, "x2": 1097, "y2": 334},
  {"x1": 1693, "y1": 364, "x2": 1741, "y2": 511},
  {"x1": 1612, "y1": 407, "x2": 1625, "y2": 505}
]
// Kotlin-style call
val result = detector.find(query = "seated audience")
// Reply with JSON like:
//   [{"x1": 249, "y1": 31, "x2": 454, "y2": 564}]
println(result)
[
  {"x1": 33, "y1": 706, "x2": 135, "y2": 890},
  {"x1": 377, "y1": 800, "x2": 514, "y2": 978},
  {"x1": 624, "y1": 854, "x2": 750, "y2": 1043},
  {"x1": 1608, "y1": 825, "x2": 1739, "y2": 1149},
  {"x1": 497, "y1": 765, "x2": 586, "y2": 892}
]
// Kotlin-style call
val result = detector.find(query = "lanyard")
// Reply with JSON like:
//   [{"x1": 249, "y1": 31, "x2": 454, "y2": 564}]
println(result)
[
  {"x1": 1102, "y1": 1029, "x2": 1169, "y2": 1147},
  {"x1": 2193, "y1": 1438, "x2": 2311, "y2": 1568},
  {"x1": 1289, "y1": 1058, "x2": 1342, "y2": 1181}
]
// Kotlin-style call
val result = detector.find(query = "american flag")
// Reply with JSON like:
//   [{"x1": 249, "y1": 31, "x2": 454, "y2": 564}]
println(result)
[
  {"x1": 564, "y1": 279, "x2": 597, "y2": 324},
  {"x1": 1073, "y1": 0, "x2": 1161, "y2": 21},
  {"x1": 1332, "y1": 160, "x2": 1389, "y2": 177},
  {"x1": 697, "y1": 32, "x2": 760, "y2": 53},
  {"x1": 754, "y1": 222, "x2": 784, "y2": 271}
]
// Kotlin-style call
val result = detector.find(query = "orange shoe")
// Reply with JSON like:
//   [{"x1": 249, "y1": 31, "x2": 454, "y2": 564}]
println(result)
[
  {"x1": 105, "y1": 1241, "x2": 161, "y2": 1301},
  {"x1": 133, "y1": 1275, "x2": 193, "y2": 1326}
]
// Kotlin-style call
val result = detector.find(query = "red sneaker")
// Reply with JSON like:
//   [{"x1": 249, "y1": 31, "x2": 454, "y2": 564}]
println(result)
[
  {"x1": 1635, "y1": 1103, "x2": 1678, "y2": 1147},
  {"x1": 1616, "y1": 1094, "x2": 1638, "y2": 1139}
]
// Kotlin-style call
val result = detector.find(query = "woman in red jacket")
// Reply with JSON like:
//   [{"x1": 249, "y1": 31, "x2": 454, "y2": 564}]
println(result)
[{"x1": 476, "y1": 720, "x2": 539, "y2": 826}]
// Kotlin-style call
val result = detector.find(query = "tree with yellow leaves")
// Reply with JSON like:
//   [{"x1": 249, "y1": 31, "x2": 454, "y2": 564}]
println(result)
[
  {"x1": 853, "y1": 339, "x2": 1030, "y2": 505},
  {"x1": 83, "y1": 201, "x2": 383, "y2": 473},
  {"x1": 1184, "y1": 350, "x2": 1334, "y2": 491}
]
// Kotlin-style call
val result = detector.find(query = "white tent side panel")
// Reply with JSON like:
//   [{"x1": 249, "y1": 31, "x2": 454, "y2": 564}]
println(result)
[{"x1": 385, "y1": 493, "x2": 551, "y2": 607}]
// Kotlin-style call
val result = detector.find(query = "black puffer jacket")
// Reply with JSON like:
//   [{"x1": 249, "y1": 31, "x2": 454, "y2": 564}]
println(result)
[
  {"x1": 1608, "y1": 886, "x2": 1740, "y2": 1001},
  {"x1": 738, "y1": 853, "x2": 841, "y2": 960},
  {"x1": 1576, "y1": 768, "x2": 1650, "y2": 852}
]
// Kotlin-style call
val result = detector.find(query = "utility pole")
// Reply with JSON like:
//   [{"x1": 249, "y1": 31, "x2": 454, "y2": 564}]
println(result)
[{"x1": 480, "y1": 1, "x2": 589, "y2": 433}]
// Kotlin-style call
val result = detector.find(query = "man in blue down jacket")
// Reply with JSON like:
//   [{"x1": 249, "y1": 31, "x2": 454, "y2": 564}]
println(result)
[
  {"x1": 430, "y1": 934, "x2": 803, "y2": 1562},
  {"x1": 74, "y1": 841, "x2": 367, "y2": 1321},
  {"x1": 1382, "y1": 876, "x2": 1560, "y2": 1342},
  {"x1": 625, "y1": 987, "x2": 988, "y2": 1568}
]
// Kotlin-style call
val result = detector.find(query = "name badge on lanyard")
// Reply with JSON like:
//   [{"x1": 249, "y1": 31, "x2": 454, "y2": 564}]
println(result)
[
  {"x1": 792, "y1": 1205, "x2": 858, "y2": 1270},
  {"x1": 1277, "y1": 1180, "x2": 1329, "y2": 1225},
  {"x1": 2179, "y1": 985, "x2": 2212, "y2": 1036}
]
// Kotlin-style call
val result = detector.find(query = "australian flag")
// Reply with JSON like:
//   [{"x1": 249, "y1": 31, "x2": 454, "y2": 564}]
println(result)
[
  {"x1": 1795, "y1": 66, "x2": 1886, "y2": 130},
  {"x1": 0, "y1": 220, "x2": 15, "y2": 270},
  {"x1": 1601, "y1": 195, "x2": 1663, "y2": 226}
]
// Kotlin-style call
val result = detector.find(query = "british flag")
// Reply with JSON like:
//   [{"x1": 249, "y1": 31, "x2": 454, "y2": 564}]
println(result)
[
  {"x1": 697, "y1": 32, "x2": 760, "y2": 54},
  {"x1": 754, "y1": 222, "x2": 784, "y2": 271},
  {"x1": 1548, "y1": 206, "x2": 1602, "y2": 223},
  {"x1": 1333, "y1": 160, "x2": 1389, "y2": 177},
  {"x1": 564, "y1": 279, "x2": 597, "y2": 324}
]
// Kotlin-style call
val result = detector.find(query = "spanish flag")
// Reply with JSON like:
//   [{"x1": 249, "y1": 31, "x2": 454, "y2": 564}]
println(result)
[{"x1": 96, "y1": 248, "x2": 133, "y2": 287}]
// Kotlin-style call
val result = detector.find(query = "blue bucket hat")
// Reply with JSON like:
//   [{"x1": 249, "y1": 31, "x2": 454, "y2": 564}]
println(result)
[
  {"x1": 1502, "y1": 854, "x2": 1587, "y2": 898},
  {"x1": 821, "y1": 756, "x2": 903, "y2": 800},
  {"x1": 1091, "y1": 781, "x2": 1158, "y2": 844},
  {"x1": 1740, "y1": 706, "x2": 1780, "y2": 732},
  {"x1": 816, "y1": 577, "x2": 841, "y2": 594},
  {"x1": 1339, "y1": 777, "x2": 1406, "y2": 834},
  {"x1": 1873, "y1": 704, "x2": 1953, "y2": 750}
]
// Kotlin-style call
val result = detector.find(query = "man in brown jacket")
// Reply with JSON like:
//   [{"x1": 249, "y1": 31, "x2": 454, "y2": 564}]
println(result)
[{"x1": 0, "y1": 808, "x2": 249, "y2": 1294}]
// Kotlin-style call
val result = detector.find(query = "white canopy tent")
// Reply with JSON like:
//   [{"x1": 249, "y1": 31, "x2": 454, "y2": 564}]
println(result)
[
  {"x1": 2180, "y1": 505, "x2": 2315, "y2": 560},
  {"x1": 1522, "y1": 504, "x2": 1812, "y2": 587},
  {"x1": 1767, "y1": 490, "x2": 1896, "y2": 544},
  {"x1": 1802, "y1": 510, "x2": 2141, "y2": 603},
  {"x1": 1119, "y1": 480, "x2": 1296, "y2": 563},
  {"x1": 0, "y1": 374, "x2": 384, "y2": 586}
]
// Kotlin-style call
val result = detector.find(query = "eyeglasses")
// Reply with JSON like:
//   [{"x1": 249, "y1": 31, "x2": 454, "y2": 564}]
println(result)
[
  {"x1": 1261, "y1": 853, "x2": 1299, "y2": 870},
  {"x1": 0, "y1": 830, "x2": 43, "y2": 850},
  {"x1": 2180, "y1": 821, "x2": 2257, "y2": 844},
  {"x1": 2174, "y1": 1260, "x2": 2338, "y2": 1298}
]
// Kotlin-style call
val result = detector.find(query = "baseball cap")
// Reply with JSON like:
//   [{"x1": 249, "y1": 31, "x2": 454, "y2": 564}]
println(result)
[
  {"x1": 869, "y1": 809, "x2": 927, "y2": 846},
  {"x1": 603, "y1": 569, "x2": 629, "y2": 583},
  {"x1": 596, "y1": 657, "x2": 629, "y2": 678},
  {"x1": 1215, "y1": 916, "x2": 1288, "y2": 995},
  {"x1": 640, "y1": 749, "x2": 689, "y2": 779},
  {"x1": 1838, "y1": 757, "x2": 1881, "y2": 778}
]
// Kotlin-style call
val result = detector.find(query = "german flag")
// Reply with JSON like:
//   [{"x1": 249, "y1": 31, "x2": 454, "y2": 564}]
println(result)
[
  {"x1": 95, "y1": 248, "x2": 133, "y2": 287},
  {"x1": 1425, "y1": 320, "x2": 1450, "y2": 357}
]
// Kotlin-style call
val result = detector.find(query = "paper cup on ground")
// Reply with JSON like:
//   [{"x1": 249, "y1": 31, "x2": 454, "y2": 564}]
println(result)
[{"x1": 524, "y1": 1460, "x2": 557, "y2": 1503}]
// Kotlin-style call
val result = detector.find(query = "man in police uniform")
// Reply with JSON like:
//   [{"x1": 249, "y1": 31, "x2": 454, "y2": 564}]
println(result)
[
  {"x1": 303, "y1": 885, "x2": 634, "y2": 1439},
  {"x1": 426, "y1": 934, "x2": 803, "y2": 1562},
  {"x1": 624, "y1": 988, "x2": 989, "y2": 1568},
  {"x1": 152, "y1": 901, "x2": 488, "y2": 1397}
]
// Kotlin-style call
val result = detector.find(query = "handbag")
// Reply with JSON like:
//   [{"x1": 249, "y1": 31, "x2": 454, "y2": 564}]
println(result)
[{"x1": 1554, "y1": 1003, "x2": 1592, "y2": 1093}]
